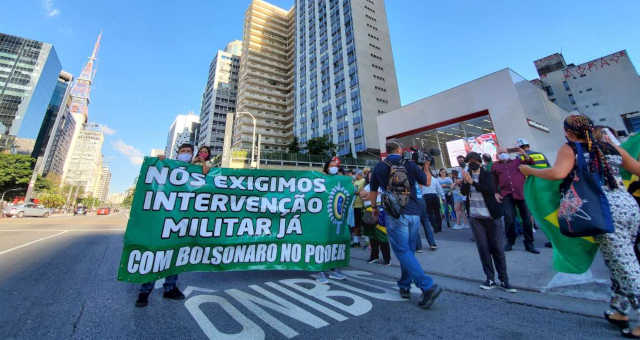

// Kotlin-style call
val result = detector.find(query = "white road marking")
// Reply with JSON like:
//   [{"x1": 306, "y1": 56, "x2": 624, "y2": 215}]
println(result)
[{"x1": 0, "y1": 230, "x2": 69, "y2": 256}]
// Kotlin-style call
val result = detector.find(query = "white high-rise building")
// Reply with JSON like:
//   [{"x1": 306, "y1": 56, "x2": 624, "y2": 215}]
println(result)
[
  {"x1": 197, "y1": 40, "x2": 242, "y2": 155},
  {"x1": 63, "y1": 122, "x2": 104, "y2": 197},
  {"x1": 533, "y1": 50, "x2": 640, "y2": 135},
  {"x1": 95, "y1": 167, "x2": 111, "y2": 202},
  {"x1": 293, "y1": 0, "x2": 401, "y2": 156},
  {"x1": 165, "y1": 113, "x2": 200, "y2": 159}
]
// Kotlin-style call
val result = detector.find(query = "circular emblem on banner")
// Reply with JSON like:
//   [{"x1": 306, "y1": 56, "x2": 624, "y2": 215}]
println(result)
[{"x1": 328, "y1": 183, "x2": 350, "y2": 226}]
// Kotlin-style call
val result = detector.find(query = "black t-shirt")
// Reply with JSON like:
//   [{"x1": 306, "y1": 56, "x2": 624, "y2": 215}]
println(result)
[{"x1": 370, "y1": 154, "x2": 427, "y2": 216}]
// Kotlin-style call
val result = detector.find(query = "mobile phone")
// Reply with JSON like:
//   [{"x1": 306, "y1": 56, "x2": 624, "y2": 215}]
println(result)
[{"x1": 604, "y1": 128, "x2": 620, "y2": 146}]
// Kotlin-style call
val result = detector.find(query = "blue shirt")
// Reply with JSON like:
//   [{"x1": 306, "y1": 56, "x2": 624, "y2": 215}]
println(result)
[{"x1": 370, "y1": 154, "x2": 427, "y2": 216}]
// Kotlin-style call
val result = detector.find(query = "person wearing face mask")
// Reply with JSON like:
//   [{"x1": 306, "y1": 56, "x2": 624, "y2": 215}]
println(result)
[
  {"x1": 135, "y1": 143, "x2": 194, "y2": 307},
  {"x1": 192, "y1": 145, "x2": 212, "y2": 174},
  {"x1": 461, "y1": 152, "x2": 516, "y2": 292},
  {"x1": 315, "y1": 156, "x2": 348, "y2": 284},
  {"x1": 491, "y1": 146, "x2": 539, "y2": 254}
]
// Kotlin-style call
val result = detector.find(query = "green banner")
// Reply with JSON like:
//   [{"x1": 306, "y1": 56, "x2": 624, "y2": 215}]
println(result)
[{"x1": 118, "y1": 158, "x2": 354, "y2": 283}]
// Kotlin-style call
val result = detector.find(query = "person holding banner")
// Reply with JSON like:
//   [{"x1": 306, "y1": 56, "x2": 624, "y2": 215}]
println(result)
[
  {"x1": 519, "y1": 115, "x2": 640, "y2": 338},
  {"x1": 135, "y1": 143, "x2": 198, "y2": 307},
  {"x1": 192, "y1": 145, "x2": 212, "y2": 175},
  {"x1": 369, "y1": 141, "x2": 443, "y2": 309},
  {"x1": 314, "y1": 157, "x2": 348, "y2": 284}
]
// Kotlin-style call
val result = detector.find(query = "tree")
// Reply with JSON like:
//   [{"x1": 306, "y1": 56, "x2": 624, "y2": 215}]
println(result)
[
  {"x1": 122, "y1": 190, "x2": 134, "y2": 208},
  {"x1": 39, "y1": 192, "x2": 66, "y2": 208},
  {"x1": 287, "y1": 136, "x2": 300, "y2": 153},
  {"x1": 35, "y1": 175, "x2": 55, "y2": 193},
  {"x1": 305, "y1": 135, "x2": 336, "y2": 156},
  {"x1": 0, "y1": 154, "x2": 34, "y2": 199}
]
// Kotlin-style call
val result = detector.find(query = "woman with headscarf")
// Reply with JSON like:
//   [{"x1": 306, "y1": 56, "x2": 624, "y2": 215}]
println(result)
[{"x1": 520, "y1": 115, "x2": 640, "y2": 338}]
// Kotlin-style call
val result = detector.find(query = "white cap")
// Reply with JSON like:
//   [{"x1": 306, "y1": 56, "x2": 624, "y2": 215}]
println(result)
[{"x1": 516, "y1": 138, "x2": 529, "y2": 147}]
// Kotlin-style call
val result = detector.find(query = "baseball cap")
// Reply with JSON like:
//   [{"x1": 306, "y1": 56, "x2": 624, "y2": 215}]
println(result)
[{"x1": 516, "y1": 138, "x2": 529, "y2": 147}]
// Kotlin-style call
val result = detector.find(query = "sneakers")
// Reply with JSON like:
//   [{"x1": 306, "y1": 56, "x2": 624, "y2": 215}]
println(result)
[
  {"x1": 480, "y1": 280, "x2": 496, "y2": 290},
  {"x1": 499, "y1": 282, "x2": 518, "y2": 293},
  {"x1": 135, "y1": 292, "x2": 149, "y2": 307},
  {"x1": 418, "y1": 284, "x2": 443, "y2": 309},
  {"x1": 416, "y1": 249, "x2": 424, "y2": 253},
  {"x1": 163, "y1": 287, "x2": 185, "y2": 300},
  {"x1": 451, "y1": 224, "x2": 464, "y2": 230},
  {"x1": 430, "y1": 245, "x2": 438, "y2": 251},
  {"x1": 367, "y1": 257, "x2": 379, "y2": 264},
  {"x1": 399, "y1": 287, "x2": 410, "y2": 299},
  {"x1": 315, "y1": 272, "x2": 329, "y2": 284},
  {"x1": 329, "y1": 270, "x2": 346, "y2": 280}
]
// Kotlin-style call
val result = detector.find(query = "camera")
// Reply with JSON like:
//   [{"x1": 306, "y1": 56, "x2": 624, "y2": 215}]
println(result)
[{"x1": 403, "y1": 148, "x2": 440, "y2": 167}]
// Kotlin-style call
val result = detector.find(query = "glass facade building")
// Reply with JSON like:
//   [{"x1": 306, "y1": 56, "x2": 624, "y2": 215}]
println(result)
[
  {"x1": 0, "y1": 33, "x2": 62, "y2": 153},
  {"x1": 32, "y1": 71, "x2": 73, "y2": 159}
]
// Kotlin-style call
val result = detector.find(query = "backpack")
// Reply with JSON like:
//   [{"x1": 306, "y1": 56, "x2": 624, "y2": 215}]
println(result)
[{"x1": 381, "y1": 159, "x2": 411, "y2": 218}]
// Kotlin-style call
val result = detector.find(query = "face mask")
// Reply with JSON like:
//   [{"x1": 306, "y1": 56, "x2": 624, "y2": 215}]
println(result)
[
  {"x1": 177, "y1": 153, "x2": 192, "y2": 162},
  {"x1": 468, "y1": 162, "x2": 480, "y2": 171},
  {"x1": 197, "y1": 152, "x2": 208, "y2": 159},
  {"x1": 328, "y1": 166, "x2": 338, "y2": 175},
  {"x1": 498, "y1": 153, "x2": 510, "y2": 161},
  {"x1": 458, "y1": 160, "x2": 466, "y2": 167}
]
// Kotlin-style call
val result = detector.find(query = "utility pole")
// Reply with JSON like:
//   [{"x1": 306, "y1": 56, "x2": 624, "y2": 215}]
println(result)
[{"x1": 24, "y1": 157, "x2": 43, "y2": 203}]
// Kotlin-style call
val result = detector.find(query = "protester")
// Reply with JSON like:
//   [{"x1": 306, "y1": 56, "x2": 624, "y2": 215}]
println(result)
[
  {"x1": 352, "y1": 169, "x2": 366, "y2": 248},
  {"x1": 517, "y1": 138, "x2": 550, "y2": 169},
  {"x1": 415, "y1": 162, "x2": 438, "y2": 252},
  {"x1": 437, "y1": 168, "x2": 454, "y2": 229},
  {"x1": 492, "y1": 146, "x2": 539, "y2": 254},
  {"x1": 136, "y1": 143, "x2": 196, "y2": 307},
  {"x1": 315, "y1": 157, "x2": 348, "y2": 284},
  {"x1": 519, "y1": 115, "x2": 640, "y2": 338},
  {"x1": 482, "y1": 154, "x2": 493, "y2": 172},
  {"x1": 451, "y1": 169, "x2": 468, "y2": 229},
  {"x1": 461, "y1": 152, "x2": 516, "y2": 292},
  {"x1": 192, "y1": 145, "x2": 212, "y2": 175},
  {"x1": 361, "y1": 173, "x2": 391, "y2": 265},
  {"x1": 422, "y1": 163, "x2": 445, "y2": 234},
  {"x1": 369, "y1": 140, "x2": 443, "y2": 308}
]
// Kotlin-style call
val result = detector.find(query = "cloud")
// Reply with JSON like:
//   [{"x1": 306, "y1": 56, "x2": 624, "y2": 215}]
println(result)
[
  {"x1": 43, "y1": 0, "x2": 60, "y2": 17},
  {"x1": 101, "y1": 125, "x2": 116, "y2": 135},
  {"x1": 112, "y1": 139, "x2": 144, "y2": 166}
]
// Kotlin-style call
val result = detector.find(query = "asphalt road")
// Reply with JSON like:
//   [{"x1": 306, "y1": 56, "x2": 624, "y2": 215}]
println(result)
[{"x1": 0, "y1": 214, "x2": 623, "y2": 339}]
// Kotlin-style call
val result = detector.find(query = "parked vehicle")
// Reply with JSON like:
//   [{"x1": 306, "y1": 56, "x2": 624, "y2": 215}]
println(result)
[
  {"x1": 96, "y1": 207, "x2": 111, "y2": 215},
  {"x1": 3, "y1": 203, "x2": 50, "y2": 218}
]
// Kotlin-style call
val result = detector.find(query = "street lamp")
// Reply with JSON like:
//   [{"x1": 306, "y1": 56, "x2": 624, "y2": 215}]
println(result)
[
  {"x1": 1, "y1": 188, "x2": 24, "y2": 203},
  {"x1": 236, "y1": 111, "x2": 257, "y2": 168}
]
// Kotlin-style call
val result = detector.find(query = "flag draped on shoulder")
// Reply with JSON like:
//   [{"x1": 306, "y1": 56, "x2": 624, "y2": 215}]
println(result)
[
  {"x1": 524, "y1": 177, "x2": 599, "y2": 273},
  {"x1": 621, "y1": 133, "x2": 640, "y2": 187}
]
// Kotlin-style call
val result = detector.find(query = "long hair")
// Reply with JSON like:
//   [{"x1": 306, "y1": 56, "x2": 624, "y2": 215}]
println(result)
[
  {"x1": 197, "y1": 146, "x2": 212, "y2": 161},
  {"x1": 563, "y1": 115, "x2": 618, "y2": 190}
]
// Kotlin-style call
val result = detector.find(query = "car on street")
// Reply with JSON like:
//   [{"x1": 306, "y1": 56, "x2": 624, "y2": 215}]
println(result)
[
  {"x1": 74, "y1": 206, "x2": 87, "y2": 215},
  {"x1": 3, "y1": 203, "x2": 50, "y2": 218},
  {"x1": 96, "y1": 207, "x2": 111, "y2": 215}
]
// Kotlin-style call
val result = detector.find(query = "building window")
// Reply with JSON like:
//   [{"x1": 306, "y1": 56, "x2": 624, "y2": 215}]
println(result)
[
  {"x1": 592, "y1": 102, "x2": 600, "y2": 106},
  {"x1": 568, "y1": 94, "x2": 576, "y2": 105},
  {"x1": 586, "y1": 88, "x2": 592, "y2": 92}
]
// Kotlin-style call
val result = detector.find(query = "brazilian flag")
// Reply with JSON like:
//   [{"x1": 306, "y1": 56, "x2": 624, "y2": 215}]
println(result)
[{"x1": 524, "y1": 133, "x2": 640, "y2": 273}]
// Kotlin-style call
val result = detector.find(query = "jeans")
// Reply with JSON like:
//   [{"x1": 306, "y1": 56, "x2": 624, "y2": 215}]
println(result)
[
  {"x1": 140, "y1": 275, "x2": 178, "y2": 294},
  {"x1": 503, "y1": 195, "x2": 535, "y2": 247},
  {"x1": 416, "y1": 198, "x2": 437, "y2": 249},
  {"x1": 470, "y1": 217, "x2": 509, "y2": 283},
  {"x1": 424, "y1": 194, "x2": 443, "y2": 233},
  {"x1": 385, "y1": 214, "x2": 434, "y2": 291}
]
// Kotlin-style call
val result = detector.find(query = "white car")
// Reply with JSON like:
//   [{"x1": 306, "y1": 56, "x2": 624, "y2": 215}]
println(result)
[{"x1": 3, "y1": 203, "x2": 50, "y2": 218}]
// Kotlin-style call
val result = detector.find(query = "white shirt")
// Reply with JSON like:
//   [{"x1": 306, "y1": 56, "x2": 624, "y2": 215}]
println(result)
[{"x1": 420, "y1": 176, "x2": 444, "y2": 197}]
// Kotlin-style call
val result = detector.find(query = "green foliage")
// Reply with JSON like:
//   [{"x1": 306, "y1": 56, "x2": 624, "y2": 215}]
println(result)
[
  {"x1": 39, "y1": 192, "x2": 66, "y2": 208},
  {"x1": 305, "y1": 136, "x2": 336, "y2": 156},
  {"x1": 0, "y1": 153, "x2": 34, "y2": 199},
  {"x1": 122, "y1": 190, "x2": 134, "y2": 208},
  {"x1": 35, "y1": 175, "x2": 55, "y2": 193},
  {"x1": 78, "y1": 195, "x2": 102, "y2": 209},
  {"x1": 287, "y1": 136, "x2": 300, "y2": 154}
]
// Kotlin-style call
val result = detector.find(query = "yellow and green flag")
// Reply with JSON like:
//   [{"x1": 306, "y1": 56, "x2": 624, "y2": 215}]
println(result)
[
  {"x1": 524, "y1": 177, "x2": 599, "y2": 273},
  {"x1": 621, "y1": 133, "x2": 640, "y2": 188}
]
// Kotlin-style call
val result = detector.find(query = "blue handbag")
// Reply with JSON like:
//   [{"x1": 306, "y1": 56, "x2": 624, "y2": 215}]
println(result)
[{"x1": 557, "y1": 142, "x2": 614, "y2": 237}]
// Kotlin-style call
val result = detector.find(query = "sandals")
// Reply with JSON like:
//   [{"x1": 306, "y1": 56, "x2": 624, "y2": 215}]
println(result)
[{"x1": 604, "y1": 310, "x2": 630, "y2": 329}]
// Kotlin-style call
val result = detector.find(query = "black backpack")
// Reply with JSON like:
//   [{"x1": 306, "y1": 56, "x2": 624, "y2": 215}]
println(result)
[{"x1": 381, "y1": 159, "x2": 411, "y2": 218}]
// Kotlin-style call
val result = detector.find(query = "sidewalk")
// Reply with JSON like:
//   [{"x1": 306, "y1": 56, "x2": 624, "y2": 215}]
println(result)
[{"x1": 350, "y1": 226, "x2": 611, "y2": 301}]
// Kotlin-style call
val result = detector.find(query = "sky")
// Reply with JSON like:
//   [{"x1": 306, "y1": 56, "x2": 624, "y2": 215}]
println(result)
[{"x1": 2, "y1": 0, "x2": 639, "y2": 194}]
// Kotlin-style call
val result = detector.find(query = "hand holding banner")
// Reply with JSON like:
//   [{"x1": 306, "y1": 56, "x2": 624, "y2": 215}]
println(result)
[{"x1": 118, "y1": 158, "x2": 354, "y2": 283}]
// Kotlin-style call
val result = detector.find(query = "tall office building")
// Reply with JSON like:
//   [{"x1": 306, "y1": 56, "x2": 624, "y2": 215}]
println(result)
[
  {"x1": 294, "y1": 0, "x2": 400, "y2": 156},
  {"x1": 95, "y1": 167, "x2": 111, "y2": 202},
  {"x1": 534, "y1": 50, "x2": 640, "y2": 135},
  {"x1": 42, "y1": 71, "x2": 75, "y2": 177},
  {"x1": 0, "y1": 33, "x2": 62, "y2": 153},
  {"x1": 197, "y1": 40, "x2": 242, "y2": 155},
  {"x1": 234, "y1": 0, "x2": 295, "y2": 153},
  {"x1": 165, "y1": 113, "x2": 200, "y2": 159},
  {"x1": 64, "y1": 122, "x2": 104, "y2": 196},
  {"x1": 32, "y1": 71, "x2": 73, "y2": 161}
]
